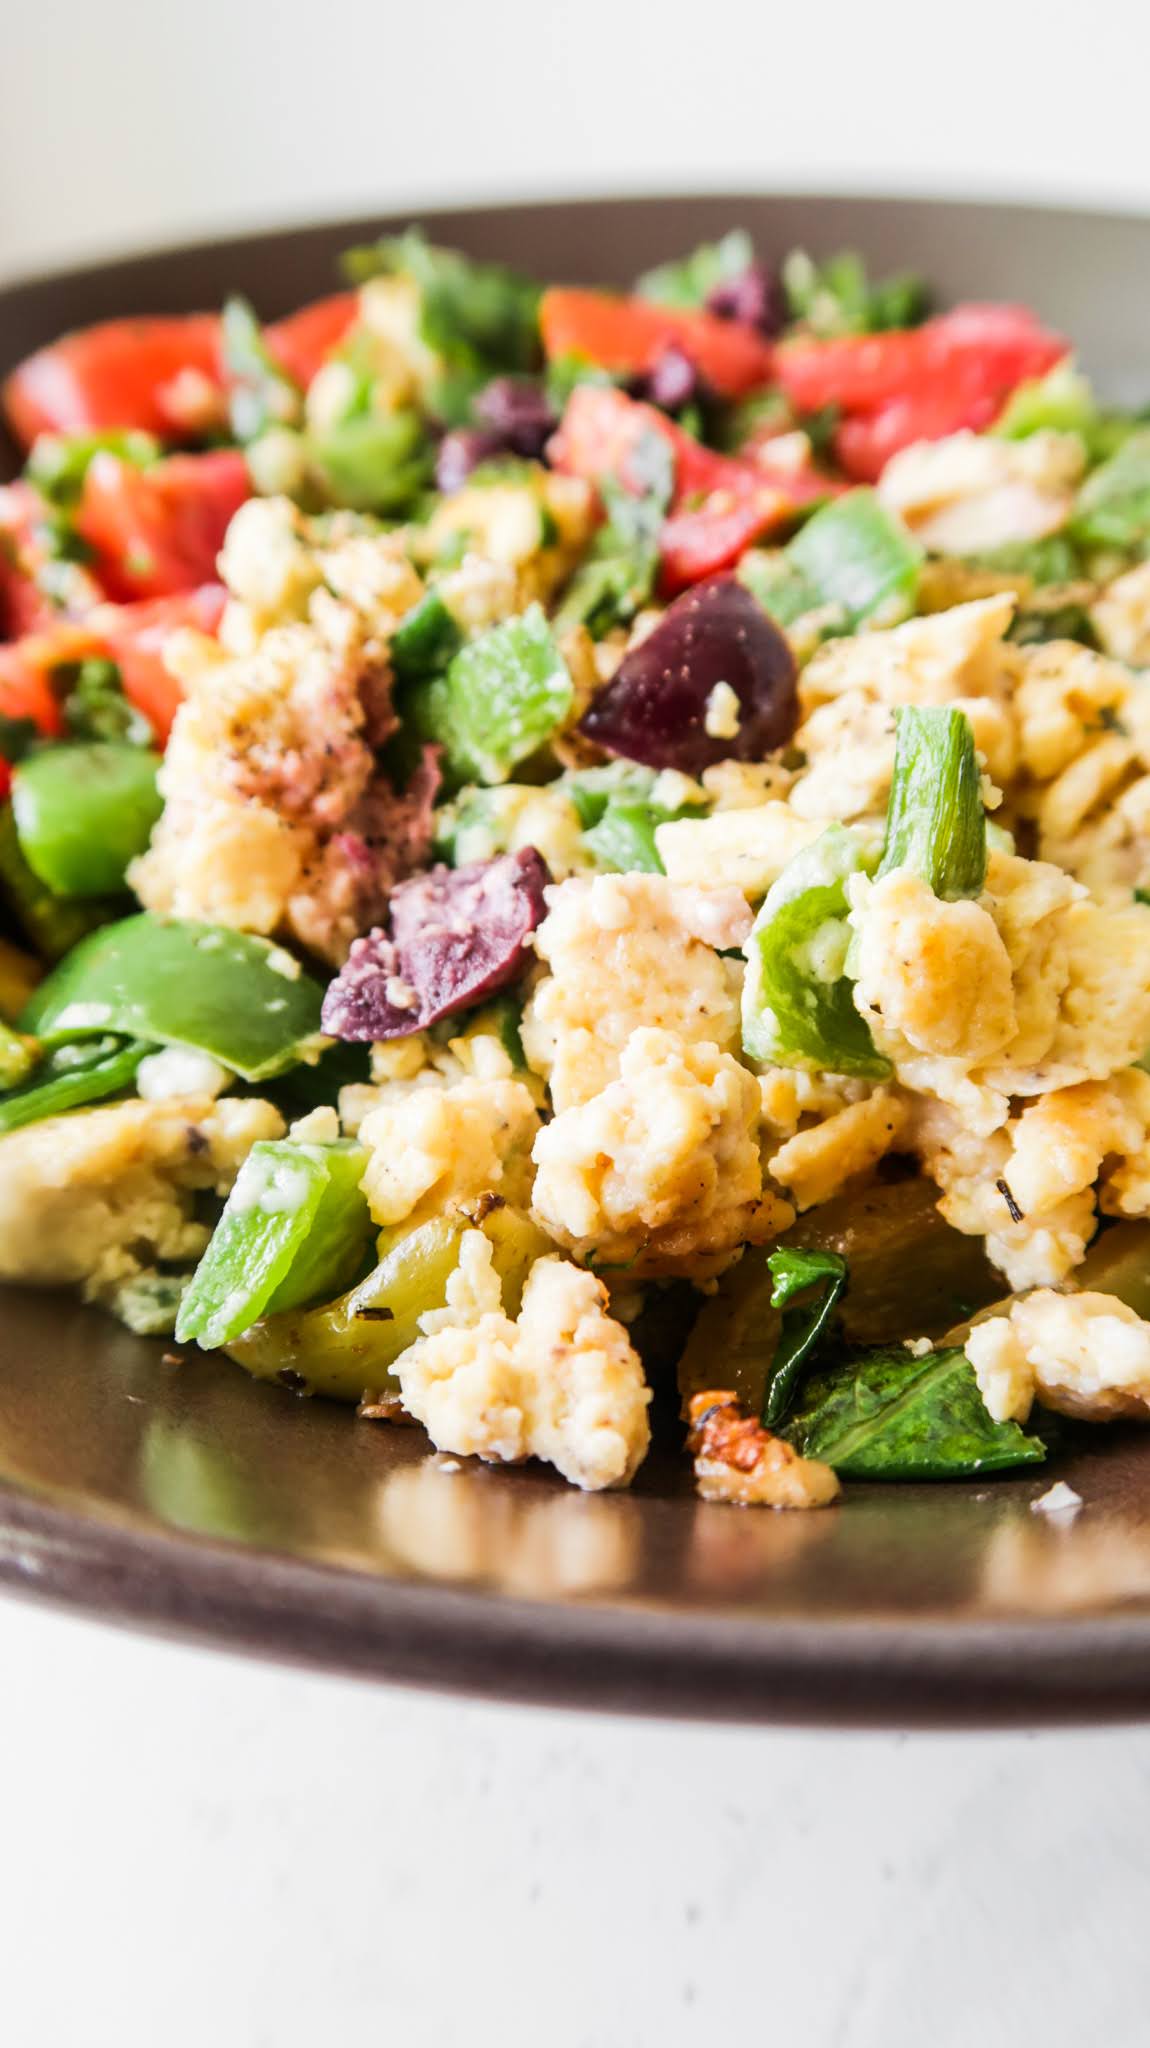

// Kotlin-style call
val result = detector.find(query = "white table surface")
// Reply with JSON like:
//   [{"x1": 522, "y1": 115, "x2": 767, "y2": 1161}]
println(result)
[{"x1": 4, "y1": 6, "x2": 1150, "y2": 2039}]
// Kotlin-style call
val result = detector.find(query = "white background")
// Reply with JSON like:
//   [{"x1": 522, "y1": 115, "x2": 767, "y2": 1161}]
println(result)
[{"x1": 5, "y1": 5, "x2": 1150, "y2": 2042}]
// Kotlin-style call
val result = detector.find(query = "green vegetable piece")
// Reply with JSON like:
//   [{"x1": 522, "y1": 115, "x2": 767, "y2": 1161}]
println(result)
[
  {"x1": 221, "y1": 295, "x2": 302, "y2": 442},
  {"x1": 742, "y1": 825, "x2": 890, "y2": 1078},
  {"x1": 965, "y1": 532, "x2": 1082, "y2": 586},
  {"x1": 636, "y1": 229, "x2": 755, "y2": 310},
  {"x1": 762, "y1": 1247, "x2": 848, "y2": 1427},
  {"x1": 409, "y1": 604, "x2": 573, "y2": 786},
  {"x1": 25, "y1": 429, "x2": 162, "y2": 506},
  {"x1": 391, "y1": 589, "x2": 464, "y2": 682},
  {"x1": 0, "y1": 804, "x2": 117, "y2": 961},
  {"x1": 877, "y1": 706, "x2": 986, "y2": 902},
  {"x1": 786, "y1": 490, "x2": 921, "y2": 628},
  {"x1": 310, "y1": 408, "x2": 432, "y2": 514},
  {"x1": 783, "y1": 1343, "x2": 1045, "y2": 1479},
  {"x1": 23, "y1": 915, "x2": 325, "y2": 1082},
  {"x1": 62, "y1": 657, "x2": 154, "y2": 747},
  {"x1": 343, "y1": 229, "x2": 541, "y2": 420},
  {"x1": 1071, "y1": 429, "x2": 1150, "y2": 550},
  {"x1": 176, "y1": 1139, "x2": 372, "y2": 1349},
  {"x1": 0, "y1": 1034, "x2": 150, "y2": 1134},
  {"x1": 555, "y1": 451, "x2": 673, "y2": 640},
  {"x1": 993, "y1": 362, "x2": 1099, "y2": 443},
  {"x1": 12, "y1": 743, "x2": 163, "y2": 898},
  {"x1": 0, "y1": 1017, "x2": 36, "y2": 1089},
  {"x1": 782, "y1": 249, "x2": 928, "y2": 337},
  {"x1": 583, "y1": 799, "x2": 667, "y2": 874},
  {"x1": 226, "y1": 1203, "x2": 550, "y2": 1402}
]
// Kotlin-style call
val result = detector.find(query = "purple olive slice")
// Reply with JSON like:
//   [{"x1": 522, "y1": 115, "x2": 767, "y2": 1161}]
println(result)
[
  {"x1": 321, "y1": 847, "x2": 551, "y2": 1042},
  {"x1": 578, "y1": 574, "x2": 798, "y2": 774}
]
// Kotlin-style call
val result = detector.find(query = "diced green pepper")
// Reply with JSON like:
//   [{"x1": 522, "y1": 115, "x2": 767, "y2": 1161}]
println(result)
[
  {"x1": 786, "y1": 490, "x2": 921, "y2": 627},
  {"x1": 741, "y1": 489, "x2": 921, "y2": 635},
  {"x1": 993, "y1": 362, "x2": 1098, "y2": 443},
  {"x1": 0, "y1": 1034, "x2": 150, "y2": 1134},
  {"x1": 391, "y1": 589, "x2": 465, "y2": 682},
  {"x1": 555, "y1": 459, "x2": 672, "y2": 640},
  {"x1": 1071, "y1": 429, "x2": 1150, "y2": 550},
  {"x1": 877, "y1": 706, "x2": 986, "y2": 901},
  {"x1": 408, "y1": 604, "x2": 573, "y2": 786},
  {"x1": 741, "y1": 825, "x2": 890, "y2": 1078},
  {"x1": 11, "y1": 743, "x2": 163, "y2": 898},
  {"x1": 0, "y1": 805, "x2": 117, "y2": 962},
  {"x1": 225, "y1": 1203, "x2": 550, "y2": 1401},
  {"x1": 176, "y1": 1139, "x2": 372, "y2": 1349},
  {"x1": 23, "y1": 915, "x2": 325, "y2": 1081}
]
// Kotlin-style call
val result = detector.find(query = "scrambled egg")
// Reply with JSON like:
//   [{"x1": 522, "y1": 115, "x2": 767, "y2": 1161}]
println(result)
[
  {"x1": 765, "y1": 1087, "x2": 909, "y2": 1212},
  {"x1": 0, "y1": 1095, "x2": 284, "y2": 1297},
  {"x1": 966, "y1": 1290, "x2": 1150, "y2": 1424},
  {"x1": 655, "y1": 801, "x2": 823, "y2": 898},
  {"x1": 358, "y1": 1073, "x2": 540, "y2": 1230},
  {"x1": 394, "y1": 1230, "x2": 651, "y2": 1490},
  {"x1": 878, "y1": 429, "x2": 1084, "y2": 555},
  {"x1": 520, "y1": 872, "x2": 750, "y2": 1111},
  {"x1": 1012, "y1": 639, "x2": 1150, "y2": 899},
  {"x1": 531, "y1": 1027, "x2": 792, "y2": 1279},
  {"x1": 791, "y1": 595, "x2": 1020, "y2": 825},
  {"x1": 1092, "y1": 559, "x2": 1150, "y2": 667}
]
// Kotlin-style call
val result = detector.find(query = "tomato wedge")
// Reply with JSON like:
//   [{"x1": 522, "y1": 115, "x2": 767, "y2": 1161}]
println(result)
[
  {"x1": 539, "y1": 288, "x2": 775, "y2": 400},
  {"x1": 3, "y1": 314, "x2": 225, "y2": 448},
  {"x1": 75, "y1": 449, "x2": 250, "y2": 601},
  {"x1": 96, "y1": 584, "x2": 226, "y2": 743},
  {"x1": 549, "y1": 384, "x2": 835, "y2": 592},
  {"x1": 264, "y1": 292, "x2": 358, "y2": 389},
  {"x1": 773, "y1": 303, "x2": 1069, "y2": 481}
]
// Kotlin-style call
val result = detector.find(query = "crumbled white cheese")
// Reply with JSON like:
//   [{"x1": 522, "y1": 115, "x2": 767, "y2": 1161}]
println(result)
[{"x1": 1030, "y1": 1480, "x2": 1083, "y2": 1518}]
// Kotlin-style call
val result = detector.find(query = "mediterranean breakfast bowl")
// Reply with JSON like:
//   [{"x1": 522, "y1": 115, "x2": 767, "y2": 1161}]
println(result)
[{"x1": 2, "y1": 193, "x2": 1150, "y2": 1724}]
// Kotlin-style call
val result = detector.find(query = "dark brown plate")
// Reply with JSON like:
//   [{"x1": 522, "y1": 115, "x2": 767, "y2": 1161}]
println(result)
[{"x1": 3, "y1": 194, "x2": 1150, "y2": 1725}]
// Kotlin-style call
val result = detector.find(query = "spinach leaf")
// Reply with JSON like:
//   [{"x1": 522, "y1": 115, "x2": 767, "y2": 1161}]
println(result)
[
  {"x1": 782, "y1": 250, "x2": 928, "y2": 337},
  {"x1": 783, "y1": 1343, "x2": 1045, "y2": 1479},
  {"x1": 762, "y1": 1247, "x2": 848, "y2": 1427}
]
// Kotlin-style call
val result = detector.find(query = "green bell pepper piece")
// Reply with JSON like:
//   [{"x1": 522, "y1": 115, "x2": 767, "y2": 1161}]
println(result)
[
  {"x1": 742, "y1": 489, "x2": 921, "y2": 635},
  {"x1": 176, "y1": 1139, "x2": 372, "y2": 1349},
  {"x1": 742, "y1": 824, "x2": 890, "y2": 1078},
  {"x1": 877, "y1": 706, "x2": 986, "y2": 901},
  {"x1": 391, "y1": 589, "x2": 464, "y2": 682},
  {"x1": 408, "y1": 604, "x2": 573, "y2": 786},
  {"x1": 220, "y1": 295, "x2": 302, "y2": 443},
  {"x1": 0, "y1": 805, "x2": 117, "y2": 962},
  {"x1": 1071, "y1": 429, "x2": 1150, "y2": 550},
  {"x1": 310, "y1": 408, "x2": 432, "y2": 515},
  {"x1": 11, "y1": 742, "x2": 163, "y2": 898},
  {"x1": 225, "y1": 1202, "x2": 550, "y2": 1402},
  {"x1": 0, "y1": 1034, "x2": 151, "y2": 1134},
  {"x1": 22, "y1": 915, "x2": 326, "y2": 1081}
]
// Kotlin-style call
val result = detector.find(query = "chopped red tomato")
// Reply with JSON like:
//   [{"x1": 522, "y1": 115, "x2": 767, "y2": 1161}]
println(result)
[
  {"x1": 0, "y1": 481, "x2": 107, "y2": 636},
  {"x1": 3, "y1": 315, "x2": 226, "y2": 448},
  {"x1": 539, "y1": 288, "x2": 775, "y2": 400},
  {"x1": 264, "y1": 293, "x2": 358, "y2": 389},
  {"x1": 75, "y1": 449, "x2": 250, "y2": 601},
  {"x1": 95, "y1": 584, "x2": 226, "y2": 743},
  {"x1": 773, "y1": 303, "x2": 1069, "y2": 481},
  {"x1": 549, "y1": 384, "x2": 836, "y2": 591}
]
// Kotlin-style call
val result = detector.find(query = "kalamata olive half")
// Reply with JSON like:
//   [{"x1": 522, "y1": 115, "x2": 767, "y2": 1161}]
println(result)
[
  {"x1": 578, "y1": 574, "x2": 798, "y2": 774},
  {"x1": 321, "y1": 847, "x2": 551, "y2": 1041},
  {"x1": 474, "y1": 378, "x2": 557, "y2": 458},
  {"x1": 706, "y1": 263, "x2": 785, "y2": 338}
]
